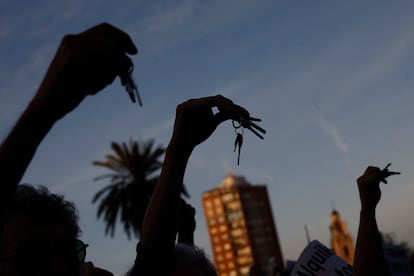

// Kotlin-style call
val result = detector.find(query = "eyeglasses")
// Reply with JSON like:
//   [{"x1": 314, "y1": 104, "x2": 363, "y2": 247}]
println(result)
[
  {"x1": 74, "y1": 238, "x2": 89, "y2": 264},
  {"x1": 0, "y1": 238, "x2": 89, "y2": 270}
]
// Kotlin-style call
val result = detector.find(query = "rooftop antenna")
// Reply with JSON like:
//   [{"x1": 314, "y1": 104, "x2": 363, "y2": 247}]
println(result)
[
  {"x1": 304, "y1": 224, "x2": 310, "y2": 244},
  {"x1": 331, "y1": 200, "x2": 336, "y2": 211}
]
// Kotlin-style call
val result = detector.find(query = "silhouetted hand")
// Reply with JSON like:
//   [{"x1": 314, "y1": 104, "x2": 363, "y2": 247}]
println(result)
[
  {"x1": 357, "y1": 164, "x2": 400, "y2": 212},
  {"x1": 354, "y1": 164, "x2": 398, "y2": 276},
  {"x1": 171, "y1": 95, "x2": 250, "y2": 150},
  {"x1": 34, "y1": 22, "x2": 138, "y2": 120}
]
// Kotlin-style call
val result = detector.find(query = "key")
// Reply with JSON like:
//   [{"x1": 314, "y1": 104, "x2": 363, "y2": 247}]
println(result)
[
  {"x1": 380, "y1": 163, "x2": 400, "y2": 184},
  {"x1": 121, "y1": 65, "x2": 143, "y2": 106},
  {"x1": 234, "y1": 133, "x2": 243, "y2": 165}
]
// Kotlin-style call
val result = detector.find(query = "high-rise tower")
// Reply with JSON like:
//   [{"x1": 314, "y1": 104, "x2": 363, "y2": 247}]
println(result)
[{"x1": 202, "y1": 173, "x2": 284, "y2": 276}]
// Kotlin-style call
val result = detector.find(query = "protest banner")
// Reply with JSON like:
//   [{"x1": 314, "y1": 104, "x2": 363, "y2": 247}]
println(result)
[{"x1": 290, "y1": 240, "x2": 352, "y2": 276}]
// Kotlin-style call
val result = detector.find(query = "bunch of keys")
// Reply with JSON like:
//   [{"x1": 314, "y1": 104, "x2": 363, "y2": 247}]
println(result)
[
  {"x1": 380, "y1": 163, "x2": 400, "y2": 184},
  {"x1": 231, "y1": 105, "x2": 266, "y2": 165},
  {"x1": 120, "y1": 64, "x2": 143, "y2": 106}
]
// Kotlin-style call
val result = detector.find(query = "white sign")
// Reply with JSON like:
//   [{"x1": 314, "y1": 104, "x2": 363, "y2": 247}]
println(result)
[{"x1": 290, "y1": 240, "x2": 352, "y2": 276}]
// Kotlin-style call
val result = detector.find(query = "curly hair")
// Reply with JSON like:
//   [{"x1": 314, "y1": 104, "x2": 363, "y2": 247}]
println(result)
[{"x1": 4, "y1": 184, "x2": 81, "y2": 238}]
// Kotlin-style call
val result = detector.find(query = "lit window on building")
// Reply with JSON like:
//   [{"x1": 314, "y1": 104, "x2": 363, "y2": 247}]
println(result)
[
  {"x1": 215, "y1": 246, "x2": 222, "y2": 253},
  {"x1": 225, "y1": 252, "x2": 233, "y2": 259},
  {"x1": 230, "y1": 221, "x2": 242, "y2": 229},
  {"x1": 209, "y1": 219, "x2": 216, "y2": 225},
  {"x1": 237, "y1": 246, "x2": 251, "y2": 256},
  {"x1": 229, "y1": 271, "x2": 237, "y2": 276},
  {"x1": 214, "y1": 198, "x2": 221, "y2": 205},
  {"x1": 231, "y1": 228, "x2": 243, "y2": 237},
  {"x1": 227, "y1": 201, "x2": 240, "y2": 210},
  {"x1": 222, "y1": 233, "x2": 229, "y2": 240},
  {"x1": 218, "y1": 216, "x2": 225, "y2": 223},
  {"x1": 205, "y1": 201, "x2": 212, "y2": 207},
  {"x1": 228, "y1": 262, "x2": 235, "y2": 268},
  {"x1": 224, "y1": 243, "x2": 231, "y2": 250},
  {"x1": 207, "y1": 210, "x2": 214, "y2": 217},
  {"x1": 217, "y1": 255, "x2": 223, "y2": 261},
  {"x1": 222, "y1": 193, "x2": 234, "y2": 202},
  {"x1": 227, "y1": 210, "x2": 243, "y2": 221},
  {"x1": 211, "y1": 227, "x2": 218, "y2": 234},
  {"x1": 237, "y1": 256, "x2": 252, "y2": 265},
  {"x1": 219, "y1": 225, "x2": 227, "y2": 232},
  {"x1": 240, "y1": 266, "x2": 251, "y2": 274}
]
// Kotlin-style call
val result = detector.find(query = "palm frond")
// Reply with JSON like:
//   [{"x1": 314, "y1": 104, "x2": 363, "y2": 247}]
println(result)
[{"x1": 92, "y1": 138, "x2": 173, "y2": 239}]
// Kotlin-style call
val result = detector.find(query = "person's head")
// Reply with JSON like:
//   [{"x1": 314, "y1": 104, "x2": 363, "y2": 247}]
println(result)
[
  {"x1": 125, "y1": 243, "x2": 217, "y2": 276},
  {"x1": 173, "y1": 243, "x2": 217, "y2": 276},
  {"x1": 0, "y1": 184, "x2": 86, "y2": 276}
]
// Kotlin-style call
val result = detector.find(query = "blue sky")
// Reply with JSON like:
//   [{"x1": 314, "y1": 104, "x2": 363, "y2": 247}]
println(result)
[{"x1": 1, "y1": 0, "x2": 414, "y2": 274}]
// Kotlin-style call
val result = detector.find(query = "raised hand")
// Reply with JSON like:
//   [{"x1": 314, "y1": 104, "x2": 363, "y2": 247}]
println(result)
[
  {"x1": 357, "y1": 164, "x2": 400, "y2": 212},
  {"x1": 171, "y1": 95, "x2": 254, "y2": 150},
  {"x1": 353, "y1": 164, "x2": 399, "y2": 276},
  {"x1": 0, "y1": 23, "x2": 137, "y2": 203},
  {"x1": 34, "y1": 22, "x2": 138, "y2": 120}
]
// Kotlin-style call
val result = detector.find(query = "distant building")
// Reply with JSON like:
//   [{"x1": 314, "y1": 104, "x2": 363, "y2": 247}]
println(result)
[
  {"x1": 329, "y1": 209, "x2": 355, "y2": 265},
  {"x1": 202, "y1": 173, "x2": 284, "y2": 276},
  {"x1": 382, "y1": 234, "x2": 412, "y2": 276}
]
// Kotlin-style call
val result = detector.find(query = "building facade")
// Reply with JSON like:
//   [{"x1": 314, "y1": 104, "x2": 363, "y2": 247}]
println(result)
[
  {"x1": 202, "y1": 173, "x2": 284, "y2": 276},
  {"x1": 329, "y1": 209, "x2": 355, "y2": 265}
]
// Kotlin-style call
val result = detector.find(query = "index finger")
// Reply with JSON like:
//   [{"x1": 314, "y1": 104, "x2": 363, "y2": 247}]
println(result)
[
  {"x1": 182, "y1": 95, "x2": 233, "y2": 110},
  {"x1": 79, "y1": 22, "x2": 138, "y2": 54},
  {"x1": 382, "y1": 163, "x2": 391, "y2": 171}
]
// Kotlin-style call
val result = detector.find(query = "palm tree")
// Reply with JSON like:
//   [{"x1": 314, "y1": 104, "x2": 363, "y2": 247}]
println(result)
[{"x1": 92, "y1": 138, "x2": 188, "y2": 239}]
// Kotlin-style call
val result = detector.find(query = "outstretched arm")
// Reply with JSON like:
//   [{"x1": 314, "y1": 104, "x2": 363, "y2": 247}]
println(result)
[
  {"x1": 134, "y1": 95, "x2": 248, "y2": 274},
  {"x1": 0, "y1": 23, "x2": 137, "y2": 216},
  {"x1": 140, "y1": 95, "x2": 238, "y2": 247},
  {"x1": 353, "y1": 165, "x2": 398, "y2": 276}
]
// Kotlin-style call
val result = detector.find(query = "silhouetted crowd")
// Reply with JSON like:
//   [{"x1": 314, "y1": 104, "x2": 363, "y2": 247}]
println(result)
[{"x1": 0, "y1": 23, "x2": 408, "y2": 276}]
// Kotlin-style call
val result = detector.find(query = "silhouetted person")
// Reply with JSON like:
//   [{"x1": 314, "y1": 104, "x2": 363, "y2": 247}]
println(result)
[
  {"x1": 177, "y1": 199, "x2": 196, "y2": 246},
  {"x1": 353, "y1": 165, "x2": 399, "y2": 276},
  {"x1": 0, "y1": 22, "x2": 137, "y2": 275},
  {"x1": 129, "y1": 95, "x2": 255, "y2": 275}
]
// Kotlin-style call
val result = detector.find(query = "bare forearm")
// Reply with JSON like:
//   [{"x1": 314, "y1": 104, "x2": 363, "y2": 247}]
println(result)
[
  {"x1": 353, "y1": 209, "x2": 390, "y2": 276},
  {"x1": 0, "y1": 100, "x2": 56, "y2": 192},
  {"x1": 140, "y1": 141, "x2": 193, "y2": 250}
]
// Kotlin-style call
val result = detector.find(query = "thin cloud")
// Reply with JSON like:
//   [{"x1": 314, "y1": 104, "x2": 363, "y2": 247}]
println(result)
[
  {"x1": 138, "y1": 0, "x2": 195, "y2": 35},
  {"x1": 316, "y1": 117, "x2": 349, "y2": 154},
  {"x1": 141, "y1": 117, "x2": 174, "y2": 140},
  {"x1": 276, "y1": 3, "x2": 414, "y2": 112},
  {"x1": 129, "y1": 0, "x2": 270, "y2": 55}
]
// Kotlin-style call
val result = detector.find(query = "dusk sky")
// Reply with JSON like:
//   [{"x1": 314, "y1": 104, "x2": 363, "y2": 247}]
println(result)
[{"x1": 1, "y1": 1, "x2": 414, "y2": 275}]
